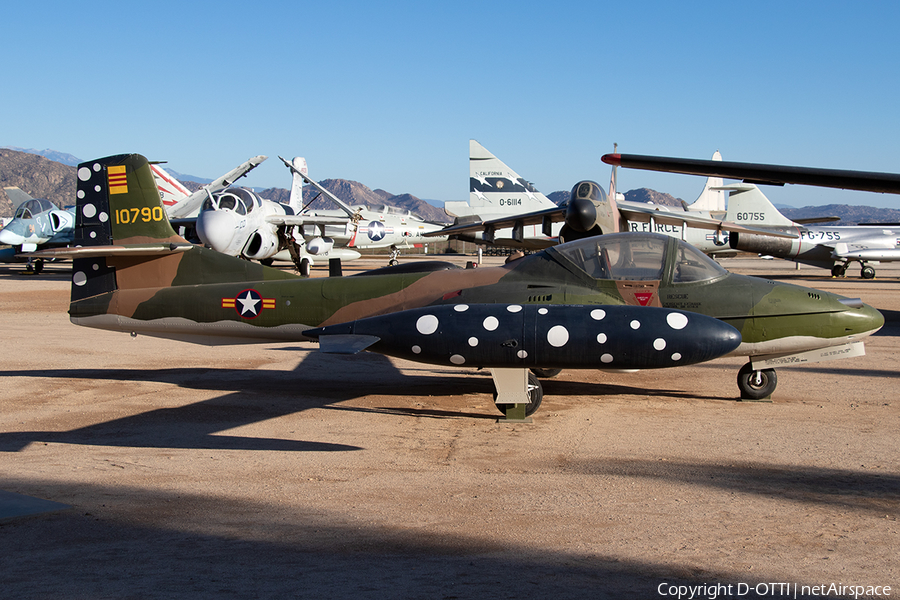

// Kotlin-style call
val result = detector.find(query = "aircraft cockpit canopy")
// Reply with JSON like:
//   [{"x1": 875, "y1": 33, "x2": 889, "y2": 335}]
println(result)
[
  {"x1": 13, "y1": 198, "x2": 56, "y2": 220},
  {"x1": 203, "y1": 188, "x2": 260, "y2": 215},
  {"x1": 549, "y1": 232, "x2": 727, "y2": 284}
]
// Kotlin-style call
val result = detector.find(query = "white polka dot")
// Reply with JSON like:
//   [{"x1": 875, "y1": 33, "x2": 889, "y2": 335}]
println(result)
[
  {"x1": 89, "y1": 231, "x2": 96, "y2": 239},
  {"x1": 450, "y1": 354, "x2": 466, "y2": 365},
  {"x1": 601, "y1": 354, "x2": 614, "y2": 363},
  {"x1": 411, "y1": 345, "x2": 422, "y2": 354},
  {"x1": 597, "y1": 333, "x2": 607, "y2": 344},
  {"x1": 453, "y1": 304, "x2": 469, "y2": 312},
  {"x1": 547, "y1": 325, "x2": 569, "y2": 347},
  {"x1": 483, "y1": 316, "x2": 499, "y2": 331},
  {"x1": 83, "y1": 204, "x2": 97, "y2": 218},
  {"x1": 92, "y1": 263, "x2": 99, "y2": 271},
  {"x1": 77, "y1": 190, "x2": 85, "y2": 199},
  {"x1": 416, "y1": 314, "x2": 439, "y2": 335},
  {"x1": 73, "y1": 271, "x2": 87, "y2": 286},
  {"x1": 667, "y1": 312, "x2": 689, "y2": 330},
  {"x1": 92, "y1": 163, "x2": 102, "y2": 172},
  {"x1": 653, "y1": 338, "x2": 666, "y2": 351},
  {"x1": 78, "y1": 167, "x2": 92, "y2": 181},
  {"x1": 538, "y1": 308, "x2": 548, "y2": 315},
  {"x1": 99, "y1": 212, "x2": 108, "y2": 223},
  {"x1": 630, "y1": 320, "x2": 641, "y2": 330},
  {"x1": 468, "y1": 337, "x2": 479, "y2": 347},
  {"x1": 590, "y1": 309, "x2": 606, "y2": 320},
  {"x1": 517, "y1": 350, "x2": 528, "y2": 359},
  {"x1": 507, "y1": 305, "x2": 522, "y2": 313},
  {"x1": 671, "y1": 353, "x2": 682, "y2": 361}
]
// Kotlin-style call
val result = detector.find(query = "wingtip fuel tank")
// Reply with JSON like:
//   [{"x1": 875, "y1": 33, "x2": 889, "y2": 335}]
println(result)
[{"x1": 304, "y1": 303, "x2": 742, "y2": 370}]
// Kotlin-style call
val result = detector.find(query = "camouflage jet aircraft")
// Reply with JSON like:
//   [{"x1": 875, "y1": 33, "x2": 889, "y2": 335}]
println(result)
[{"x1": 32, "y1": 154, "x2": 883, "y2": 418}]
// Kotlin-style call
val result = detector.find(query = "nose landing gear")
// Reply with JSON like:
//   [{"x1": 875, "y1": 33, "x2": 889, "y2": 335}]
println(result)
[{"x1": 737, "y1": 362, "x2": 777, "y2": 401}]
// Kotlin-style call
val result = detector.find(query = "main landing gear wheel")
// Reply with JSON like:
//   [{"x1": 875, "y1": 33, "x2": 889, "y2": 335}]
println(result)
[
  {"x1": 494, "y1": 371, "x2": 543, "y2": 417},
  {"x1": 831, "y1": 264, "x2": 847, "y2": 277},
  {"x1": 531, "y1": 367, "x2": 562, "y2": 378},
  {"x1": 25, "y1": 259, "x2": 43, "y2": 274},
  {"x1": 861, "y1": 265, "x2": 876, "y2": 279},
  {"x1": 737, "y1": 362, "x2": 777, "y2": 400}
]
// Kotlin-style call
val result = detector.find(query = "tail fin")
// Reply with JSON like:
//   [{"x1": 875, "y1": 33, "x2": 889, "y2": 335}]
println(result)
[
  {"x1": 687, "y1": 150, "x2": 725, "y2": 212},
  {"x1": 3, "y1": 186, "x2": 34, "y2": 210},
  {"x1": 70, "y1": 154, "x2": 187, "y2": 303},
  {"x1": 723, "y1": 183, "x2": 796, "y2": 227},
  {"x1": 76, "y1": 154, "x2": 185, "y2": 247},
  {"x1": 454, "y1": 140, "x2": 555, "y2": 216},
  {"x1": 288, "y1": 157, "x2": 308, "y2": 212},
  {"x1": 150, "y1": 164, "x2": 191, "y2": 210}
]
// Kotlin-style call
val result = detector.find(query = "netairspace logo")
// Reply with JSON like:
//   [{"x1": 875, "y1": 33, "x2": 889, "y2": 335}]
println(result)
[{"x1": 657, "y1": 581, "x2": 892, "y2": 599}]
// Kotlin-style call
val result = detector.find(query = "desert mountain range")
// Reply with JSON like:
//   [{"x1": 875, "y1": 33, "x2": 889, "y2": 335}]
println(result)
[{"x1": 2, "y1": 148, "x2": 899, "y2": 226}]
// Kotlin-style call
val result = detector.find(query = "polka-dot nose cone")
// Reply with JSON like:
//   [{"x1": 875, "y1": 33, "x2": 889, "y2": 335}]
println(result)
[{"x1": 305, "y1": 304, "x2": 741, "y2": 369}]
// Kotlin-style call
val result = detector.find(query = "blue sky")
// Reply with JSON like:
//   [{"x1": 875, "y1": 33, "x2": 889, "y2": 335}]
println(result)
[{"x1": 4, "y1": 1, "x2": 899, "y2": 208}]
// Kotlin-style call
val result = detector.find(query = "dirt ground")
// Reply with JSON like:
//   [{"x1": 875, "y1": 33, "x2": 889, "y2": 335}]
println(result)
[{"x1": 0, "y1": 255, "x2": 897, "y2": 599}]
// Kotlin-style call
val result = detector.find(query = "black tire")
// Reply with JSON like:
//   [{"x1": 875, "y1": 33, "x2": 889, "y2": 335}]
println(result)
[
  {"x1": 531, "y1": 367, "x2": 562, "y2": 378},
  {"x1": 494, "y1": 371, "x2": 543, "y2": 416},
  {"x1": 861, "y1": 265, "x2": 876, "y2": 279},
  {"x1": 260, "y1": 258, "x2": 274, "y2": 267},
  {"x1": 299, "y1": 259, "x2": 311, "y2": 277},
  {"x1": 831, "y1": 264, "x2": 846, "y2": 277},
  {"x1": 737, "y1": 363, "x2": 777, "y2": 400}
]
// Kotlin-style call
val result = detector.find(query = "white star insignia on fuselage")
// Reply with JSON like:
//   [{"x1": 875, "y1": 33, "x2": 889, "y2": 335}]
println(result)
[{"x1": 238, "y1": 291, "x2": 261, "y2": 316}]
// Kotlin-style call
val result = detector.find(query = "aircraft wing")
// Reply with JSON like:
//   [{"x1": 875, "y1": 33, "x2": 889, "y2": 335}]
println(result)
[
  {"x1": 166, "y1": 155, "x2": 268, "y2": 219},
  {"x1": 793, "y1": 216, "x2": 841, "y2": 224},
  {"x1": 602, "y1": 153, "x2": 900, "y2": 194},
  {"x1": 617, "y1": 203, "x2": 797, "y2": 238},
  {"x1": 278, "y1": 156, "x2": 357, "y2": 218},
  {"x1": 265, "y1": 214, "x2": 350, "y2": 227},
  {"x1": 423, "y1": 205, "x2": 565, "y2": 238},
  {"x1": 425, "y1": 202, "x2": 796, "y2": 241}
]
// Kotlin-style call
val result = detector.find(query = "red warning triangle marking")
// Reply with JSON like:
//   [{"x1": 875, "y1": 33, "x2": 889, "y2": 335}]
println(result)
[{"x1": 634, "y1": 292, "x2": 654, "y2": 306}]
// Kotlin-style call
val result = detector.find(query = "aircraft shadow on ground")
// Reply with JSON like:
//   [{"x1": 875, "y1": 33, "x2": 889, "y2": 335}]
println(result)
[
  {"x1": 567, "y1": 458, "x2": 900, "y2": 517},
  {"x1": 872, "y1": 309, "x2": 900, "y2": 336},
  {"x1": 0, "y1": 477, "x2": 874, "y2": 600},
  {"x1": 0, "y1": 350, "x2": 745, "y2": 452},
  {"x1": 0, "y1": 267, "x2": 71, "y2": 281}
]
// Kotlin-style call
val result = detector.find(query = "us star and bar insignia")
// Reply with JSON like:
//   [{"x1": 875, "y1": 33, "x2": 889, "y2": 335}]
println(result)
[
  {"x1": 107, "y1": 165, "x2": 128, "y2": 195},
  {"x1": 222, "y1": 289, "x2": 276, "y2": 318}
]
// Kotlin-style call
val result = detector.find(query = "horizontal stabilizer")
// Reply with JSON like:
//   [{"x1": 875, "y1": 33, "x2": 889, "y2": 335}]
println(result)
[
  {"x1": 25, "y1": 243, "x2": 193, "y2": 260},
  {"x1": 317, "y1": 334, "x2": 382, "y2": 354}
]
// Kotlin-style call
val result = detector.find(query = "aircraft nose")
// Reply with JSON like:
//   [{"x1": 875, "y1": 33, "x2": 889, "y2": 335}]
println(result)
[
  {"x1": 834, "y1": 299, "x2": 884, "y2": 338},
  {"x1": 0, "y1": 226, "x2": 26, "y2": 246},
  {"x1": 565, "y1": 196, "x2": 597, "y2": 233},
  {"x1": 196, "y1": 210, "x2": 240, "y2": 254}
]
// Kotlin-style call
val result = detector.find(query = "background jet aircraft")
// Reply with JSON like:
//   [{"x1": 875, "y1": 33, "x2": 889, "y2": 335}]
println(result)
[
  {"x1": 31, "y1": 154, "x2": 882, "y2": 418},
  {"x1": 428, "y1": 145, "x2": 789, "y2": 254},
  {"x1": 602, "y1": 152, "x2": 900, "y2": 278},
  {"x1": 0, "y1": 192, "x2": 74, "y2": 272},
  {"x1": 719, "y1": 183, "x2": 900, "y2": 278},
  {"x1": 195, "y1": 183, "x2": 360, "y2": 275},
  {"x1": 274, "y1": 156, "x2": 449, "y2": 270},
  {"x1": 196, "y1": 156, "x2": 443, "y2": 275}
]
